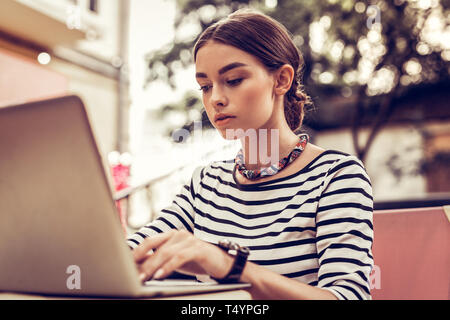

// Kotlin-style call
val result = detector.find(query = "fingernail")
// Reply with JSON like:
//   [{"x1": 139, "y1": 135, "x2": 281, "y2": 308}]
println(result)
[
  {"x1": 139, "y1": 273, "x2": 146, "y2": 282},
  {"x1": 153, "y1": 268, "x2": 164, "y2": 279}
]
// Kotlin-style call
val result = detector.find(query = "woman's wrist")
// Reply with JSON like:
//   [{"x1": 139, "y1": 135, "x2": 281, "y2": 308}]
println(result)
[
  {"x1": 212, "y1": 240, "x2": 250, "y2": 283},
  {"x1": 201, "y1": 241, "x2": 235, "y2": 279},
  {"x1": 217, "y1": 246, "x2": 235, "y2": 279}
]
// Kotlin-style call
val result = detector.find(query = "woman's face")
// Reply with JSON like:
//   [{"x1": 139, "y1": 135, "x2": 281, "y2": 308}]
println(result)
[{"x1": 195, "y1": 41, "x2": 278, "y2": 139}]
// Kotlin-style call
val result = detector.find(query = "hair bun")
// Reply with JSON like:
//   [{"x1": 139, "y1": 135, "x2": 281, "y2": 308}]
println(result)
[{"x1": 284, "y1": 79, "x2": 311, "y2": 131}]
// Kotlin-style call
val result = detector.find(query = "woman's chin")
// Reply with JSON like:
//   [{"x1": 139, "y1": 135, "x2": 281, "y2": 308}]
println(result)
[
  {"x1": 218, "y1": 129, "x2": 239, "y2": 140},
  {"x1": 217, "y1": 127, "x2": 251, "y2": 140}
]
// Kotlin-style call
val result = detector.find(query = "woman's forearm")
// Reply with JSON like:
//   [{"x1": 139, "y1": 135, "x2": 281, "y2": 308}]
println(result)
[{"x1": 240, "y1": 261, "x2": 338, "y2": 300}]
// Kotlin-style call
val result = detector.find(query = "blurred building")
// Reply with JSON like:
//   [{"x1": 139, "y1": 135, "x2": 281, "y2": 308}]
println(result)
[
  {"x1": 306, "y1": 81, "x2": 450, "y2": 204},
  {"x1": 0, "y1": 0, "x2": 130, "y2": 154}
]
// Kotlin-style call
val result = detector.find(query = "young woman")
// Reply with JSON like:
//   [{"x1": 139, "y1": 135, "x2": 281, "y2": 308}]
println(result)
[{"x1": 128, "y1": 10, "x2": 374, "y2": 300}]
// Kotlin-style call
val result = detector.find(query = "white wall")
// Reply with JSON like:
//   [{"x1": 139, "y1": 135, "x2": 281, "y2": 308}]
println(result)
[{"x1": 48, "y1": 57, "x2": 119, "y2": 154}]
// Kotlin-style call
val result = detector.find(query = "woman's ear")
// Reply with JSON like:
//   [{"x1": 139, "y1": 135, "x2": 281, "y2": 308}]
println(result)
[{"x1": 274, "y1": 64, "x2": 295, "y2": 96}]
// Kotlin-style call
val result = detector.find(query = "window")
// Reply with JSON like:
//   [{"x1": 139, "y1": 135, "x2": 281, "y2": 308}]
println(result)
[{"x1": 89, "y1": 0, "x2": 98, "y2": 13}]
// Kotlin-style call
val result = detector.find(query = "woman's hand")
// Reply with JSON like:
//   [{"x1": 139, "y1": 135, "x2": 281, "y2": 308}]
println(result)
[
  {"x1": 132, "y1": 230, "x2": 338, "y2": 299},
  {"x1": 132, "y1": 230, "x2": 234, "y2": 282}
]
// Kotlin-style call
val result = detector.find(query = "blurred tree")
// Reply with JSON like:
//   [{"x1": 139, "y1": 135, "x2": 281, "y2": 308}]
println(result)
[{"x1": 145, "y1": 0, "x2": 450, "y2": 162}]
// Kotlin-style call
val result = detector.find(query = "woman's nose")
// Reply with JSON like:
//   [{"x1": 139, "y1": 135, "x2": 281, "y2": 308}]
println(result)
[{"x1": 210, "y1": 86, "x2": 228, "y2": 108}]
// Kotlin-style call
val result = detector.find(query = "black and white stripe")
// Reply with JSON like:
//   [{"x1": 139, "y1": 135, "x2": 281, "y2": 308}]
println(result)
[{"x1": 127, "y1": 150, "x2": 374, "y2": 299}]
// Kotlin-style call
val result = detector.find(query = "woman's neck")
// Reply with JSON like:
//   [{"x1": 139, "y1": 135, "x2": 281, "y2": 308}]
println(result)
[{"x1": 239, "y1": 124, "x2": 299, "y2": 171}]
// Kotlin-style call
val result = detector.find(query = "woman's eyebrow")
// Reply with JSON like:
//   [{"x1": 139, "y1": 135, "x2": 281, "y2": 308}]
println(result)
[{"x1": 195, "y1": 62, "x2": 248, "y2": 78}]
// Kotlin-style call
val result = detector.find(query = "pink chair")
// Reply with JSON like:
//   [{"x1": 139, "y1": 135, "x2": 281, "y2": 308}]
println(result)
[{"x1": 370, "y1": 206, "x2": 450, "y2": 299}]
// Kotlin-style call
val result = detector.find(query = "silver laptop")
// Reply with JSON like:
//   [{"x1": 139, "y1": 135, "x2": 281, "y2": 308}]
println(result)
[{"x1": 0, "y1": 95, "x2": 250, "y2": 298}]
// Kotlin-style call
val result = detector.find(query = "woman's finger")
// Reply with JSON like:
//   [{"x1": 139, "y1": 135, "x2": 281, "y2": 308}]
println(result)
[
  {"x1": 152, "y1": 248, "x2": 196, "y2": 280},
  {"x1": 132, "y1": 230, "x2": 174, "y2": 263},
  {"x1": 137, "y1": 235, "x2": 192, "y2": 281}
]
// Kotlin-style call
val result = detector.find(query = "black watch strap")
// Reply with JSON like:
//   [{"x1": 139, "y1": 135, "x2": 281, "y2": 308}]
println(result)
[{"x1": 212, "y1": 239, "x2": 250, "y2": 284}]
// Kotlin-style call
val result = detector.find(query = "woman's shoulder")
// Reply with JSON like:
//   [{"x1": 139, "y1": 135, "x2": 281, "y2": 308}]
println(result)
[
  {"x1": 323, "y1": 150, "x2": 368, "y2": 173},
  {"x1": 319, "y1": 150, "x2": 372, "y2": 189},
  {"x1": 299, "y1": 147, "x2": 370, "y2": 184},
  {"x1": 190, "y1": 159, "x2": 234, "y2": 181},
  {"x1": 200, "y1": 159, "x2": 234, "y2": 176},
  {"x1": 294, "y1": 146, "x2": 355, "y2": 173}
]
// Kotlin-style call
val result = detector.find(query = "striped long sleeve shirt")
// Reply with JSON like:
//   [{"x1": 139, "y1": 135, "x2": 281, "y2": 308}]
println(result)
[{"x1": 127, "y1": 150, "x2": 374, "y2": 300}]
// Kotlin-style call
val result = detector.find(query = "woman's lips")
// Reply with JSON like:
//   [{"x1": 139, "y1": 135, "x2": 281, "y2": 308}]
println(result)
[{"x1": 215, "y1": 116, "x2": 235, "y2": 126}]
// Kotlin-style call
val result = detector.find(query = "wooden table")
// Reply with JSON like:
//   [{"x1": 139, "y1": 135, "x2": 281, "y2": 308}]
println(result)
[{"x1": 0, "y1": 289, "x2": 252, "y2": 300}]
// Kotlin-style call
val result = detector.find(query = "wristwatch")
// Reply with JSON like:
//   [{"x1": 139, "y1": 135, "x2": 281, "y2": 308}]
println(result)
[{"x1": 212, "y1": 239, "x2": 250, "y2": 284}]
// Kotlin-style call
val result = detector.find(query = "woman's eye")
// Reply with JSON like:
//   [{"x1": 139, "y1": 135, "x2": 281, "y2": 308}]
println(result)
[
  {"x1": 198, "y1": 79, "x2": 242, "y2": 92},
  {"x1": 227, "y1": 78, "x2": 243, "y2": 86},
  {"x1": 199, "y1": 85, "x2": 211, "y2": 93}
]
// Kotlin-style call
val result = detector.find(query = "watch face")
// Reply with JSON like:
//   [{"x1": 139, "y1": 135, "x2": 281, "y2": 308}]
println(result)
[
  {"x1": 212, "y1": 239, "x2": 250, "y2": 284},
  {"x1": 240, "y1": 246, "x2": 250, "y2": 255},
  {"x1": 219, "y1": 239, "x2": 231, "y2": 247},
  {"x1": 218, "y1": 239, "x2": 250, "y2": 256}
]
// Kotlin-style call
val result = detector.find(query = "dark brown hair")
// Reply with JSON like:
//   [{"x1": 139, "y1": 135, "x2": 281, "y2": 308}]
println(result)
[{"x1": 193, "y1": 9, "x2": 311, "y2": 132}]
